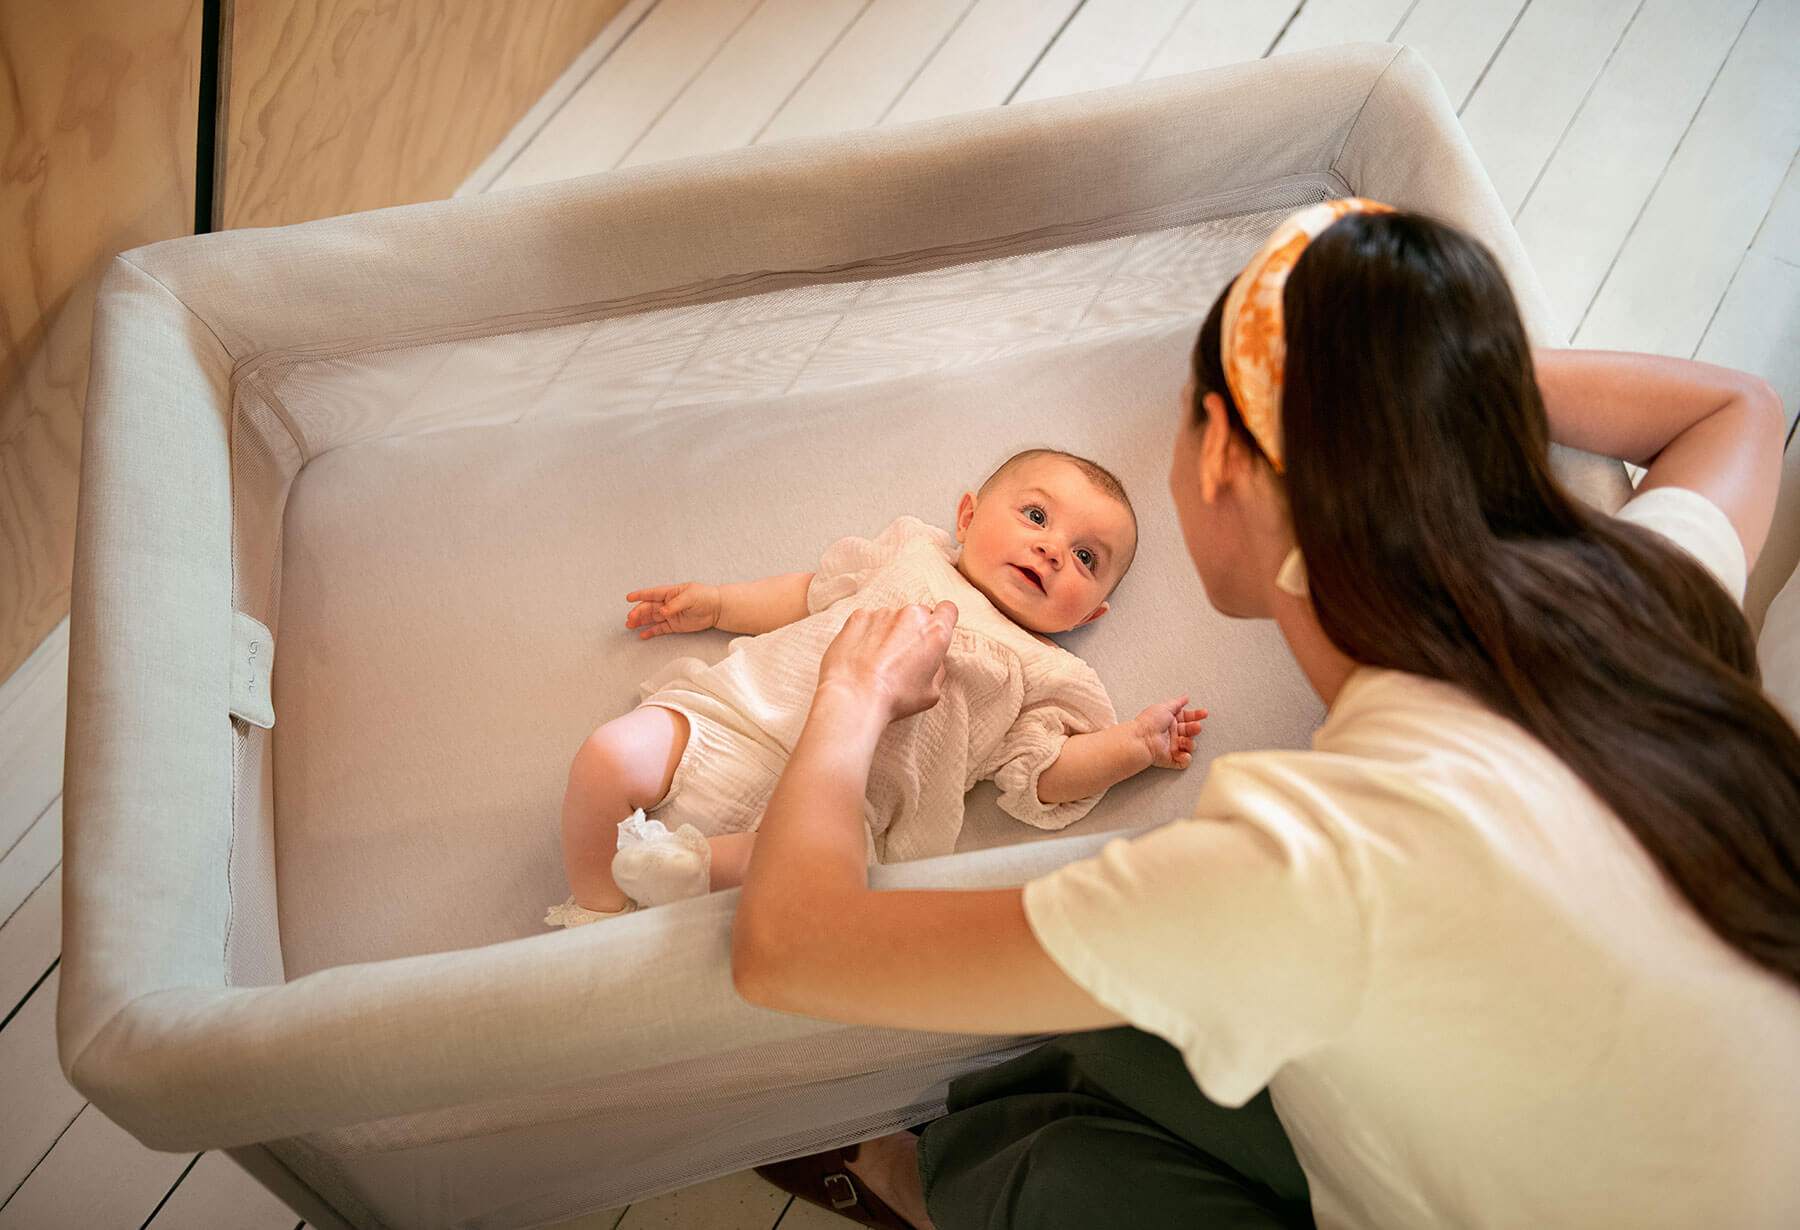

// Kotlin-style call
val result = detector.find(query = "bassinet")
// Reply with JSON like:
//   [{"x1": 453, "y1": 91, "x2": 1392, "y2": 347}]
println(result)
[{"x1": 62, "y1": 43, "x2": 1661, "y2": 1230}]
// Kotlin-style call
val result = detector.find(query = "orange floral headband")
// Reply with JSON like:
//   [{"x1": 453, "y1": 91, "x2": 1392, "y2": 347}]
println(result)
[{"x1": 1220, "y1": 197, "x2": 1394, "y2": 473}]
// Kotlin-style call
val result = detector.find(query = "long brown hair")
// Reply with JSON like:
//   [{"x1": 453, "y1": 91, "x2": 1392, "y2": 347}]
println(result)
[{"x1": 1193, "y1": 211, "x2": 1800, "y2": 987}]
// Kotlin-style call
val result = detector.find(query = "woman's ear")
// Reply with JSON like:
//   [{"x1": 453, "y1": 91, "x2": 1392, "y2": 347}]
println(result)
[
  {"x1": 1198, "y1": 391, "x2": 1234, "y2": 504},
  {"x1": 955, "y1": 492, "x2": 977, "y2": 542}
]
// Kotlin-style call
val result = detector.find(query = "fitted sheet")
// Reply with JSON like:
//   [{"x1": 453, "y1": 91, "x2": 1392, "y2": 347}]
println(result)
[{"x1": 270, "y1": 205, "x2": 1331, "y2": 976}]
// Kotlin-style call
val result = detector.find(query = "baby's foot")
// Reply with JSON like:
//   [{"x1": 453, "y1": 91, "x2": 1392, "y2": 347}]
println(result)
[
  {"x1": 613, "y1": 811, "x2": 712, "y2": 906},
  {"x1": 544, "y1": 896, "x2": 639, "y2": 928}
]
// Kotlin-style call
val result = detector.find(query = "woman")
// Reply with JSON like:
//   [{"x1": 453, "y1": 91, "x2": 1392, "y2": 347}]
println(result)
[{"x1": 732, "y1": 202, "x2": 1800, "y2": 1229}]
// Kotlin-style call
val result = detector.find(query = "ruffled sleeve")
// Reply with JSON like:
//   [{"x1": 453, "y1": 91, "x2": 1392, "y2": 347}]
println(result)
[
  {"x1": 806, "y1": 516, "x2": 950, "y2": 612},
  {"x1": 986, "y1": 656, "x2": 1118, "y2": 830}
]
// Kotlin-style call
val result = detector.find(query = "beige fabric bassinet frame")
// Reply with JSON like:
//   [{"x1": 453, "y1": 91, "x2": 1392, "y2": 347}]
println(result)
[{"x1": 62, "y1": 43, "x2": 1658, "y2": 1230}]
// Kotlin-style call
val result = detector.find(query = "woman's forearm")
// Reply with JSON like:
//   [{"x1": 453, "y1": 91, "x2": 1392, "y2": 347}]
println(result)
[
  {"x1": 731, "y1": 683, "x2": 1124, "y2": 1032},
  {"x1": 736, "y1": 683, "x2": 885, "y2": 919},
  {"x1": 1534, "y1": 348, "x2": 1785, "y2": 562}
]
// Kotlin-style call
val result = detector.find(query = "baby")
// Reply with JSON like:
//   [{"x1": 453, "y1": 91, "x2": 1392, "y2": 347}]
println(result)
[{"x1": 547, "y1": 449, "x2": 1205, "y2": 925}]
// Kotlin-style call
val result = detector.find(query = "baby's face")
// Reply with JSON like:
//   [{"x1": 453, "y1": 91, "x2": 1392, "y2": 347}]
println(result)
[{"x1": 954, "y1": 457, "x2": 1135, "y2": 634}]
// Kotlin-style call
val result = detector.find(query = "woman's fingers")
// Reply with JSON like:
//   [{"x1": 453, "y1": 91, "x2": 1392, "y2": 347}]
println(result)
[{"x1": 820, "y1": 601, "x2": 959, "y2": 722}]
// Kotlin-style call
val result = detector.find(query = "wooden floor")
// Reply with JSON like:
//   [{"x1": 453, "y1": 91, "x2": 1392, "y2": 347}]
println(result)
[{"x1": 5, "y1": 0, "x2": 1797, "y2": 1226}]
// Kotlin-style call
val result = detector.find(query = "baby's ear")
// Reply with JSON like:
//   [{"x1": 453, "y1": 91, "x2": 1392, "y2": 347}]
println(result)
[
  {"x1": 1075, "y1": 601, "x2": 1109, "y2": 628},
  {"x1": 955, "y1": 492, "x2": 977, "y2": 541}
]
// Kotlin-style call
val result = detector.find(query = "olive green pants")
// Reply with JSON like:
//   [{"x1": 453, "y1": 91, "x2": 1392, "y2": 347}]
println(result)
[{"x1": 918, "y1": 1028, "x2": 1314, "y2": 1230}]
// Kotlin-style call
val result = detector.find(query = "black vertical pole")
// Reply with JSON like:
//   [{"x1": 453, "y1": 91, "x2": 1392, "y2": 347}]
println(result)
[{"x1": 194, "y1": 0, "x2": 223, "y2": 234}]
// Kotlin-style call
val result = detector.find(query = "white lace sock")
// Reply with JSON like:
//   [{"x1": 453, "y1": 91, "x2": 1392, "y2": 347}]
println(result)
[
  {"x1": 544, "y1": 895, "x2": 638, "y2": 928},
  {"x1": 612, "y1": 810, "x2": 712, "y2": 906}
]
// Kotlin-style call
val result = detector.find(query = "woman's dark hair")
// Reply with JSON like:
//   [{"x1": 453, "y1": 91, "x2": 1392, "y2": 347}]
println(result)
[{"x1": 1193, "y1": 210, "x2": 1800, "y2": 987}]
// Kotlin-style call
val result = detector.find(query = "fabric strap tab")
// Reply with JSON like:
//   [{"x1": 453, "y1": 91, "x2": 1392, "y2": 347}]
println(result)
[{"x1": 231, "y1": 611, "x2": 276, "y2": 729}]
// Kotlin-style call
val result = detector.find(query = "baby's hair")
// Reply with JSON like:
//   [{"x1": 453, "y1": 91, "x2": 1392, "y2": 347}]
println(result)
[{"x1": 980, "y1": 449, "x2": 1138, "y2": 575}]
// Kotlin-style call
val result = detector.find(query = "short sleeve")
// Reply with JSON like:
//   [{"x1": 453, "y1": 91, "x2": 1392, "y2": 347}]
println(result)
[
  {"x1": 806, "y1": 516, "x2": 951, "y2": 612},
  {"x1": 1615, "y1": 485, "x2": 1747, "y2": 604},
  {"x1": 1022, "y1": 752, "x2": 1374, "y2": 1107},
  {"x1": 987, "y1": 660, "x2": 1118, "y2": 830}
]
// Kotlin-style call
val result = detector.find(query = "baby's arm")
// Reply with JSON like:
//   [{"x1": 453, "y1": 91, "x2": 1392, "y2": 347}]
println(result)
[
  {"x1": 1035, "y1": 696, "x2": 1206, "y2": 804},
  {"x1": 626, "y1": 573, "x2": 815, "y2": 639}
]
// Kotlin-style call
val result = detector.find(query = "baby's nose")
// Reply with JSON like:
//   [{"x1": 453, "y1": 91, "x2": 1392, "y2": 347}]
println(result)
[{"x1": 1033, "y1": 540, "x2": 1061, "y2": 566}]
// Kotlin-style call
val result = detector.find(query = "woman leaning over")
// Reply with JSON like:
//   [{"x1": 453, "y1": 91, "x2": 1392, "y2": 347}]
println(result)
[{"x1": 732, "y1": 202, "x2": 1800, "y2": 1229}]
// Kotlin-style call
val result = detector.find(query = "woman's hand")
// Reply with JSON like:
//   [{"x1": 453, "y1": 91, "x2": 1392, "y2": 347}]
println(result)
[
  {"x1": 816, "y1": 601, "x2": 959, "y2": 724},
  {"x1": 625, "y1": 583, "x2": 722, "y2": 638}
]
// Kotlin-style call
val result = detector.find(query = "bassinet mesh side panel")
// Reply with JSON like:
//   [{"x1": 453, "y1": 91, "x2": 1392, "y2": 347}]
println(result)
[{"x1": 236, "y1": 188, "x2": 1335, "y2": 456}]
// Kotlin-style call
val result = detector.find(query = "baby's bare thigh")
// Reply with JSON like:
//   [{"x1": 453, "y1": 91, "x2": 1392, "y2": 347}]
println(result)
[{"x1": 580, "y1": 704, "x2": 691, "y2": 811}]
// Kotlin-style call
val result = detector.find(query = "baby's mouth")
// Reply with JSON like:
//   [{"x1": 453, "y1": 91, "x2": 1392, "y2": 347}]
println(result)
[{"x1": 1013, "y1": 564, "x2": 1045, "y2": 592}]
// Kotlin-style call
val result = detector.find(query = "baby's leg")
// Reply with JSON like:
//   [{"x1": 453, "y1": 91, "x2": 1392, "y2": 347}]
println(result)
[{"x1": 561, "y1": 705, "x2": 688, "y2": 911}]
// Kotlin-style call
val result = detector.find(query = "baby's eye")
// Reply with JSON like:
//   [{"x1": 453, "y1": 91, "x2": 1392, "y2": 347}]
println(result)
[
  {"x1": 1075, "y1": 548, "x2": 1096, "y2": 569},
  {"x1": 1025, "y1": 506, "x2": 1047, "y2": 526}
]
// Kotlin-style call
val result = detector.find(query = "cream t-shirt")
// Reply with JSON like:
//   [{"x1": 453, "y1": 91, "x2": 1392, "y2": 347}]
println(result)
[{"x1": 1024, "y1": 487, "x2": 1800, "y2": 1229}]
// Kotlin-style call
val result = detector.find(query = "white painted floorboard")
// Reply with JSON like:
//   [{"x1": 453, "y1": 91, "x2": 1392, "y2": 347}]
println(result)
[
  {"x1": 1388, "y1": 0, "x2": 1528, "y2": 110},
  {"x1": 1268, "y1": 0, "x2": 1417, "y2": 56},
  {"x1": 620, "y1": 0, "x2": 868, "y2": 167},
  {"x1": 0, "y1": 1104, "x2": 193, "y2": 1230},
  {"x1": 1009, "y1": 0, "x2": 1194, "y2": 102},
  {"x1": 0, "y1": 619, "x2": 66, "y2": 863},
  {"x1": 142, "y1": 1150, "x2": 302, "y2": 1230},
  {"x1": 1575, "y1": 0, "x2": 1800, "y2": 357},
  {"x1": 1457, "y1": 0, "x2": 1642, "y2": 215},
  {"x1": 1515, "y1": 0, "x2": 1758, "y2": 341},
  {"x1": 755, "y1": 0, "x2": 975, "y2": 143},
  {"x1": 883, "y1": 0, "x2": 1084, "y2": 123},
  {"x1": 1139, "y1": 0, "x2": 1302, "y2": 79},
  {"x1": 6, "y1": 1, "x2": 1798, "y2": 1226}
]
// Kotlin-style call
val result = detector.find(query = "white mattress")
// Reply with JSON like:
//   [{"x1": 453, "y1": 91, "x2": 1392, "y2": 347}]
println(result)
[{"x1": 265, "y1": 202, "x2": 1331, "y2": 978}]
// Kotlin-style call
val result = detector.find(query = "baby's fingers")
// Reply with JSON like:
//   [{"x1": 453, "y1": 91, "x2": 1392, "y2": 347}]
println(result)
[
  {"x1": 625, "y1": 599, "x2": 675, "y2": 631},
  {"x1": 1170, "y1": 730, "x2": 1195, "y2": 769}
]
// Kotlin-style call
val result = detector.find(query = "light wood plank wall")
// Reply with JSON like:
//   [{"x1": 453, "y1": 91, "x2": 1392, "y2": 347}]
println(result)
[
  {"x1": 222, "y1": 0, "x2": 631, "y2": 229},
  {"x1": 0, "y1": 0, "x2": 202, "y2": 690}
]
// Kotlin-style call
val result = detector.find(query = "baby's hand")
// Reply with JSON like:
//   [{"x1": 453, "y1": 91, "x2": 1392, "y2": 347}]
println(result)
[
  {"x1": 625, "y1": 583, "x2": 723, "y2": 639},
  {"x1": 1133, "y1": 695, "x2": 1207, "y2": 770}
]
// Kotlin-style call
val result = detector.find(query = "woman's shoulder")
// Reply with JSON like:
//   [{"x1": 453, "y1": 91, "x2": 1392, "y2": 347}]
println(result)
[{"x1": 1191, "y1": 668, "x2": 1593, "y2": 835}]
